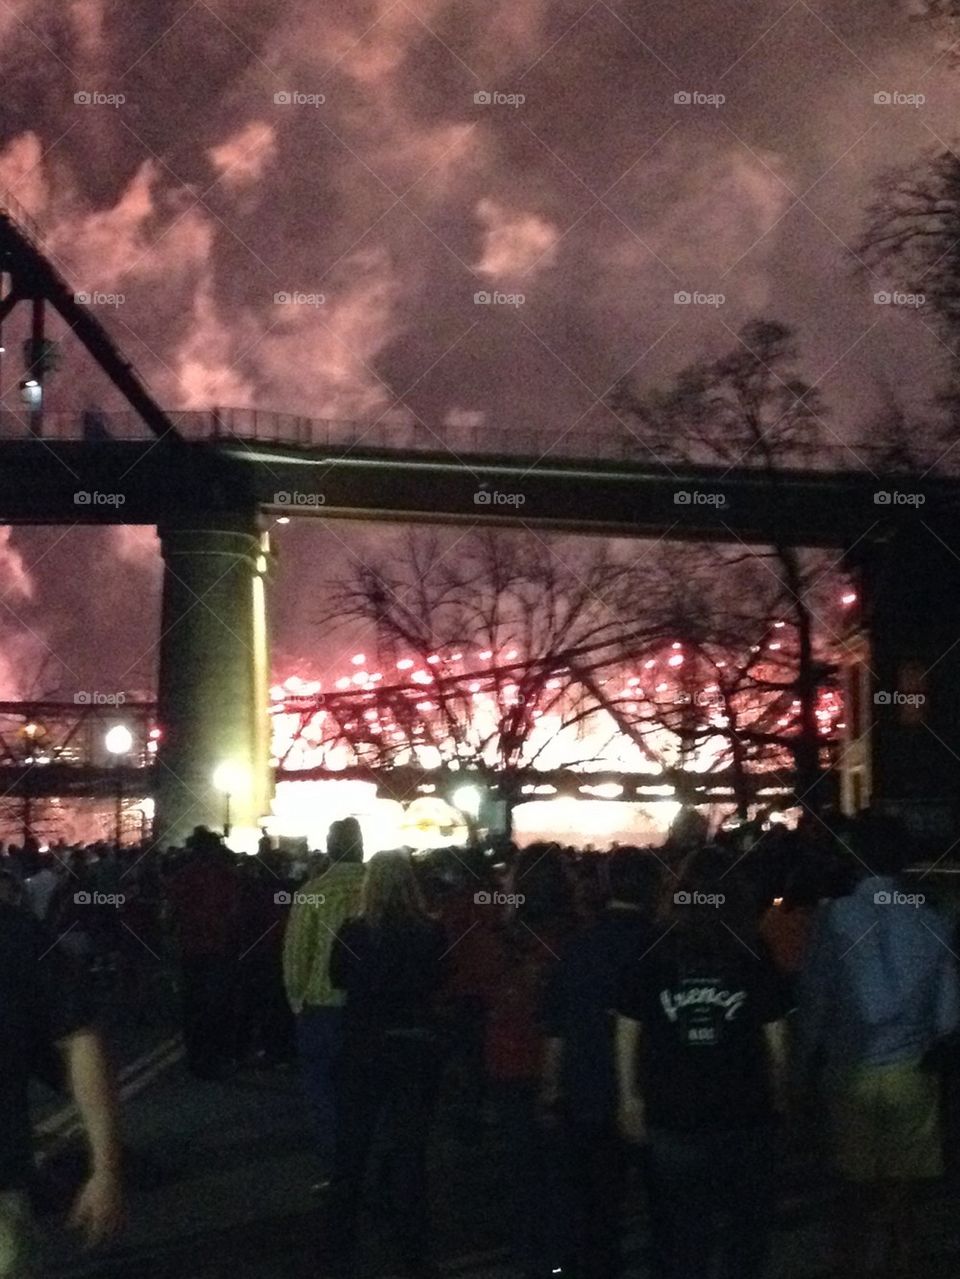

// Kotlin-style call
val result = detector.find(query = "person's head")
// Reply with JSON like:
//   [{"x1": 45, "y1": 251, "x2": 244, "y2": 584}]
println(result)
[
  {"x1": 607, "y1": 848, "x2": 662, "y2": 915},
  {"x1": 513, "y1": 845, "x2": 574, "y2": 929},
  {"x1": 666, "y1": 806, "x2": 708, "y2": 853},
  {"x1": 186, "y1": 826, "x2": 225, "y2": 858},
  {"x1": 359, "y1": 850, "x2": 429, "y2": 927},
  {"x1": 658, "y1": 844, "x2": 758, "y2": 943},
  {"x1": 327, "y1": 817, "x2": 364, "y2": 864}
]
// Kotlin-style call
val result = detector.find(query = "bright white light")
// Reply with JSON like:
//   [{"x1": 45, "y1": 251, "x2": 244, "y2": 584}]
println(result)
[
  {"x1": 452, "y1": 785, "x2": 483, "y2": 818},
  {"x1": 213, "y1": 761, "x2": 247, "y2": 794},
  {"x1": 579, "y1": 781, "x2": 624, "y2": 799},
  {"x1": 104, "y1": 725, "x2": 134, "y2": 755}
]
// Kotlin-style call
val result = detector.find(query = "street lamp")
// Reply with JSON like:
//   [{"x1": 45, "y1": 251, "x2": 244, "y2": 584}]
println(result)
[
  {"x1": 105, "y1": 725, "x2": 133, "y2": 845},
  {"x1": 452, "y1": 785, "x2": 483, "y2": 820},
  {"x1": 213, "y1": 762, "x2": 246, "y2": 839}
]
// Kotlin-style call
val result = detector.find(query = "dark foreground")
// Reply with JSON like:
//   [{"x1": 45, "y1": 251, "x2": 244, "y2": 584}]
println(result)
[{"x1": 30, "y1": 1038, "x2": 960, "y2": 1279}]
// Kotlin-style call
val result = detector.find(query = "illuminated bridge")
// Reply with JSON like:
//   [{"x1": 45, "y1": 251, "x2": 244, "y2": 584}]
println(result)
[{"x1": 3, "y1": 199, "x2": 960, "y2": 847}]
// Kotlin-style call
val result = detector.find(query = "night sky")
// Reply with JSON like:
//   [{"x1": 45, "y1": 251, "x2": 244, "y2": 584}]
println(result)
[{"x1": 0, "y1": 0, "x2": 954, "y2": 695}]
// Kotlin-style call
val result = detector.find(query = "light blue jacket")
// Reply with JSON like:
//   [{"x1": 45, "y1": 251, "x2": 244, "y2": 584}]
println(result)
[{"x1": 796, "y1": 876, "x2": 960, "y2": 1081}]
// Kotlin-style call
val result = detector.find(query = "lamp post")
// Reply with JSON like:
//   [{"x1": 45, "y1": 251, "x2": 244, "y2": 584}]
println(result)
[
  {"x1": 451, "y1": 783, "x2": 484, "y2": 844},
  {"x1": 213, "y1": 762, "x2": 245, "y2": 840},
  {"x1": 104, "y1": 724, "x2": 133, "y2": 846}
]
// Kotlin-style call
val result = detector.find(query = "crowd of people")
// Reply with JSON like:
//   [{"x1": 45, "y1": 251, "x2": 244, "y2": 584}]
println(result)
[{"x1": 2, "y1": 808, "x2": 960, "y2": 1279}]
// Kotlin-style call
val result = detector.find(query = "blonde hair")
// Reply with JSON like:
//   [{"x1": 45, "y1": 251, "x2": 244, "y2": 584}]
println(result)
[{"x1": 359, "y1": 849, "x2": 430, "y2": 928}]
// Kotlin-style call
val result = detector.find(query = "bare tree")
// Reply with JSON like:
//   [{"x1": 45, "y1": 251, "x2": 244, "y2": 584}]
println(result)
[
  {"x1": 610, "y1": 320, "x2": 840, "y2": 810},
  {"x1": 858, "y1": 151, "x2": 960, "y2": 440},
  {"x1": 314, "y1": 530, "x2": 664, "y2": 833}
]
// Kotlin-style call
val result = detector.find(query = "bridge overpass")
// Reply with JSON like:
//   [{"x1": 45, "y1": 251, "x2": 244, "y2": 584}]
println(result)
[{"x1": 3, "y1": 198, "x2": 960, "y2": 847}]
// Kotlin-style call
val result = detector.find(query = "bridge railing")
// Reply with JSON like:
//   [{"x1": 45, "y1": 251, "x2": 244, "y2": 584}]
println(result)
[{"x1": 0, "y1": 405, "x2": 944, "y2": 472}]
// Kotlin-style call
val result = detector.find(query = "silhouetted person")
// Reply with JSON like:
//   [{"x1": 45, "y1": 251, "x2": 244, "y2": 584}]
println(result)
[
  {"x1": 166, "y1": 827, "x2": 241, "y2": 1080},
  {"x1": 283, "y1": 818, "x2": 364, "y2": 1186},
  {"x1": 326, "y1": 850, "x2": 448, "y2": 1277},
  {"x1": 543, "y1": 848, "x2": 661, "y2": 1279},
  {"x1": 616, "y1": 848, "x2": 791, "y2": 1279},
  {"x1": 797, "y1": 813, "x2": 960, "y2": 1278}
]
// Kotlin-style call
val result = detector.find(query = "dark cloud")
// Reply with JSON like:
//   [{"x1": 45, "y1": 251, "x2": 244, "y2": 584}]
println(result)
[{"x1": 0, "y1": 0, "x2": 955, "y2": 685}]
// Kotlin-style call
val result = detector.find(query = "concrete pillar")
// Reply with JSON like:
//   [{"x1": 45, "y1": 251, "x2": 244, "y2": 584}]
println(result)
[
  {"x1": 857, "y1": 525, "x2": 960, "y2": 848},
  {"x1": 155, "y1": 512, "x2": 272, "y2": 849}
]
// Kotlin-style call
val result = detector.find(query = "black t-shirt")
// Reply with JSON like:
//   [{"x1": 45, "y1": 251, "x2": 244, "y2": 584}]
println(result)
[
  {"x1": 615, "y1": 927, "x2": 790, "y2": 1132},
  {"x1": 0, "y1": 903, "x2": 93, "y2": 1189}
]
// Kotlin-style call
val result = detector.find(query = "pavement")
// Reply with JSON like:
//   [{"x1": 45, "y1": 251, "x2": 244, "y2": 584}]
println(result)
[{"x1": 29, "y1": 1038, "x2": 960, "y2": 1279}]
